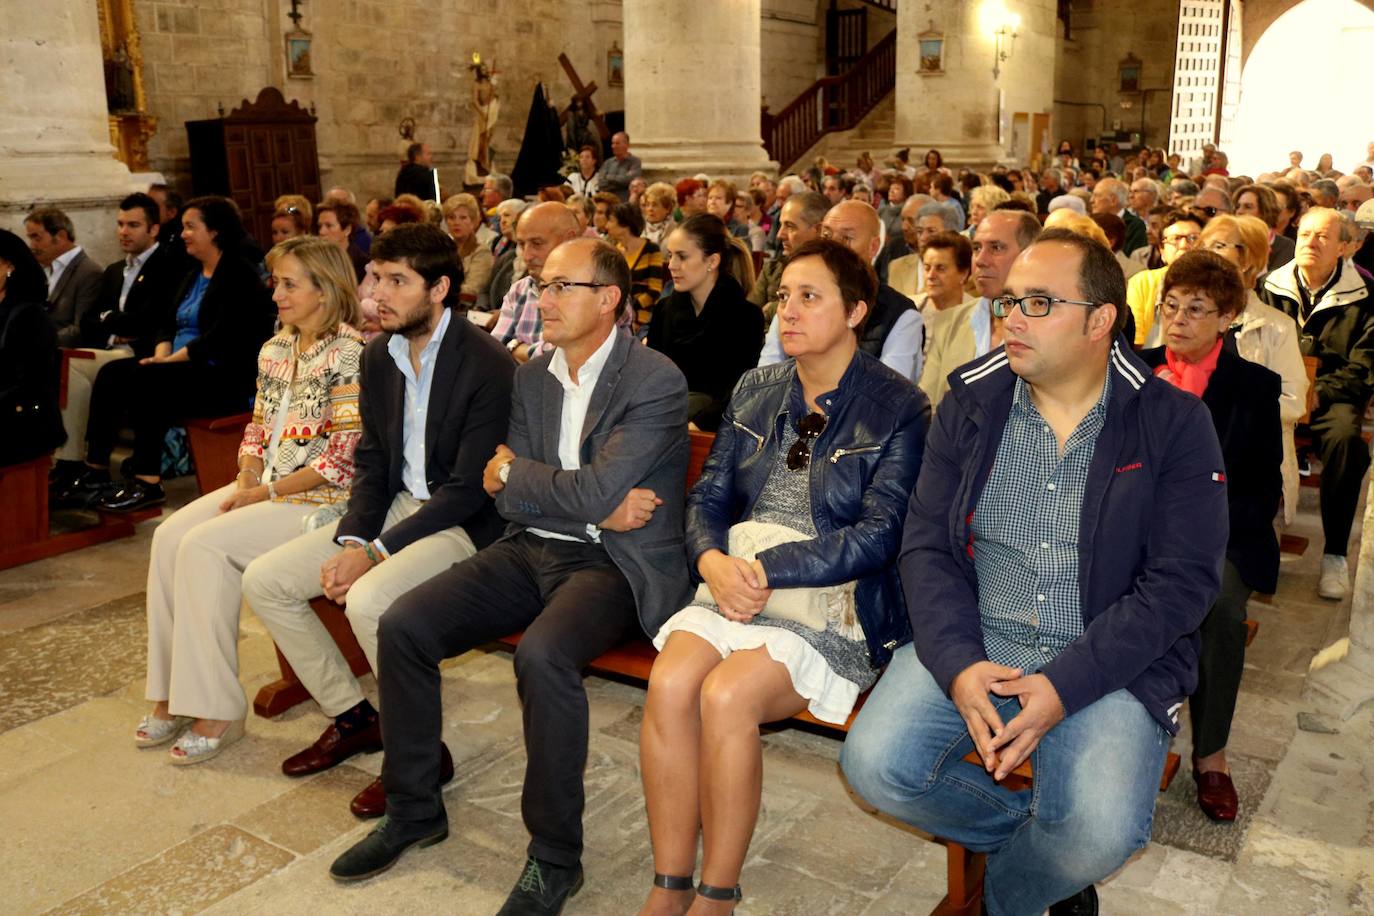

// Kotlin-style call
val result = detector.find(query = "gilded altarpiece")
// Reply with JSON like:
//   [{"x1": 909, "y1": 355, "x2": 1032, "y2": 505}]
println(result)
[{"x1": 97, "y1": 0, "x2": 157, "y2": 171}]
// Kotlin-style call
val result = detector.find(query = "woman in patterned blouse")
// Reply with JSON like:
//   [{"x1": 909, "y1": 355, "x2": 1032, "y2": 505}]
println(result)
[{"x1": 134, "y1": 235, "x2": 366, "y2": 766}]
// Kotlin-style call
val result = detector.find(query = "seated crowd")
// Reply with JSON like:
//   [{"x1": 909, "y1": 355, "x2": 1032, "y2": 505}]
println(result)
[{"x1": 2, "y1": 135, "x2": 1373, "y2": 916}]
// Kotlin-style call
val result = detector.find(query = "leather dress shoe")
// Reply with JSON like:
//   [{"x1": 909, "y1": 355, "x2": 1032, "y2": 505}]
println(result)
[
  {"x1": 350, "y1": 741, "x2": 455, "y2": 819},
  {"x1": 51, "y1": 468, "x2": 114, "y2": 510},
  {"x1": 1048, "y1": 885, "x2": 1098, "y2": 916},
  {"x1": 96, "y1": 479, "x2": 165, "y2": 512},
  {"x1": 282, "y1": 718, "x2": 383, "y2": 777},
  {"x1": 496, "y1": 856, "x2": 584, "y2": 915},
  {"x1": 1193, "y1": 768, "x2": 1239, "y2": 821},
  {"x1": 329, "y1": 814, "x2": 448, "y2": 882}
]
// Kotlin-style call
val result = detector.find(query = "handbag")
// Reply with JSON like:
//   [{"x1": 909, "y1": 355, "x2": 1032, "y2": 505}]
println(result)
[{"x1": 693, "y1": 520, "x2": 860, "y2": 635}]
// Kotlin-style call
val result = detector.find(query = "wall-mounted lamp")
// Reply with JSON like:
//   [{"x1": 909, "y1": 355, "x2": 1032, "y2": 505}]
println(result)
[{"x1": 981, "y1": 2, "x2": 1021, "y2": 80}]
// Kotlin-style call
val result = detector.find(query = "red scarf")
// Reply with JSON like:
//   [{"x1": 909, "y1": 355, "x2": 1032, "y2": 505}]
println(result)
[{"x1": 1153, "y1": 337, "x2": 1222, "y2": 397}]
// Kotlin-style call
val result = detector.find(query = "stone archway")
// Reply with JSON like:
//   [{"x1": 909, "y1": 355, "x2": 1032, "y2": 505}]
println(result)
[{"x1": 1242, "y1": 0, "x2": 1374, "y2": 63}]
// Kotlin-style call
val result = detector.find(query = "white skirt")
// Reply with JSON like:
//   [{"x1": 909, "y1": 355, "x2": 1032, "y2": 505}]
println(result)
[{"x1": 652, "y1": 605, "x2": 861, "y2": 725}]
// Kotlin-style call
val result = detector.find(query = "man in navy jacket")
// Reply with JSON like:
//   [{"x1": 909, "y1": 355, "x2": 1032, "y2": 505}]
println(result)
[{"x1": 842, "y1": 230, "x2": 1228, "y2": 916}]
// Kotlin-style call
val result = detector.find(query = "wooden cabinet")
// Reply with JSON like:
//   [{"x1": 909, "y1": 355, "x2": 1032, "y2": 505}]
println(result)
[{"x1": 186, "y1": 88, "x2": 320, "y2": 248}]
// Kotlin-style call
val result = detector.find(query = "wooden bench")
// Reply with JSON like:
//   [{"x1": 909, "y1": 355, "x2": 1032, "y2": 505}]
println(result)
[
  {"x1": 0, "y1": 454, "x2": 159, "y2": 571},
  {"x1": 185, "y1": 412, "x2": 253, "y2": 494}
]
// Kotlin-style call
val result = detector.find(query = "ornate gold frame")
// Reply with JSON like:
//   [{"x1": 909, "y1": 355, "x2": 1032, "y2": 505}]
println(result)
[{"x1": 97, "y1": 0, "x2": 157, "y2": 170}]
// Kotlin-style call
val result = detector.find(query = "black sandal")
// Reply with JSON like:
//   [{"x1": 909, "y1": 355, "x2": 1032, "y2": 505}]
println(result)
[
  {"x1": 696, "y1": 882, "x2": 743, "y2": 905},
  {"x1": 653, "y1": 873, "x2": 694, "y2": 892}
]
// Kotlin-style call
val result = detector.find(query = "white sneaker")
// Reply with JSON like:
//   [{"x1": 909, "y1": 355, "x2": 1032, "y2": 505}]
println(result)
[{"x1": 1318, "y1": 554, "x2": 1349, "y2": 600}]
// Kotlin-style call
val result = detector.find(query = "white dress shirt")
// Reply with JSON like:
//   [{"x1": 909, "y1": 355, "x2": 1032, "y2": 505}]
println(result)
[
  {"x1": 387, "y1": 307, "x2": 452, "y2": 502},
  {"x1": 45, "y1": 245, "x2": 84, "y2": 293},
  {"x1": 526, "y1": 328, "x2": 619, "y2": 544}
]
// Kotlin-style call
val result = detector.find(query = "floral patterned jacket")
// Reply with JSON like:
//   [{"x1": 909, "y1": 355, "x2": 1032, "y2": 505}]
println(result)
[{"x1": 238, "y1": 324, "x2": 365, "y2": 506}]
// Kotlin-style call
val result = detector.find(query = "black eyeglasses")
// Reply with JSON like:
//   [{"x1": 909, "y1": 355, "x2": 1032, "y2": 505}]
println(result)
[
  {"x1": 533, "y1": 280, "x2": 606, "y2": 298},
  {"x1": 787, "y1": 413, "x2": 828, "y2": 471},
  {"x1": 991, "y1": 295, "x2": 1099, "y2": 319}
]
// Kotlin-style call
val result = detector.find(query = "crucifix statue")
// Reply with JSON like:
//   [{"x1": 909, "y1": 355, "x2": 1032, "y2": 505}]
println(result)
[{"x1": 556, "y1": 53, "x2": 611, "y2": 153}]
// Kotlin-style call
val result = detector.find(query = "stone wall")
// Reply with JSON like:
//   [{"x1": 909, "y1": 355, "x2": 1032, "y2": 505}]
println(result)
[{"x1": 1054, "y1": 0, "x2": 1179, "y2": 155}]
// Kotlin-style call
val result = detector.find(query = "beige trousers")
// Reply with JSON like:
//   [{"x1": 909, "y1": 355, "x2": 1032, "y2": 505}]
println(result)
[
  {"x1": 57, "y1": 348, "x2": 133, "y2": 461},
  {"x1": 240, "y1": 492, "x2": 477, "y2": 717},
  {"x1": 146, "y1": 483, "x2": 316, "y2": 720}
]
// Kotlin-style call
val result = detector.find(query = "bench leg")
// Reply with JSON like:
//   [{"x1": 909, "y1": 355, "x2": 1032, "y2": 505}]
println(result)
[
  {"x1": 252, "y1": 596, "x2": 373, "y2": 719},
  {"x1": 932, "y1": 842, "x2": 985, "y2": 916}
]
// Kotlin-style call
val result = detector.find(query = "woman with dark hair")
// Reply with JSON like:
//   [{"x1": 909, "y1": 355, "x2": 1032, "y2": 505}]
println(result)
[
  {"x1": 637, "y1": 238, "x2": 926, "y2": 913},
  {"x1": 563, "y1": 143, "x2": 601, "y2": 196},
  {"x1": 650, "y1": 214, "x2": 763, "y2": 431},
  {"x1": 317, "y1": 201, "x2": 369, "y2": 281},
  {"x1": 922, "y1": 148, "x2": 948, "y2": 175},
  {"x1": 0, "y1": 230, "x2": 65, "y2": 464},
  {"x1": 67, "y1": 195, "x2": 275, "y2": 511},
  {"x1": 604, "y1": 201, "x2": 665, "y2": 331},
  {"x1": 1139, "y1": 251, "x2": 1281, "y2": 822}
]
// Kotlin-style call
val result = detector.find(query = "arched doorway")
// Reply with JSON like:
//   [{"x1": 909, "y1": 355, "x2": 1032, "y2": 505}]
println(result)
[{"x1": 1230, "y1": 0, "x2": 1374, "y2": 174}]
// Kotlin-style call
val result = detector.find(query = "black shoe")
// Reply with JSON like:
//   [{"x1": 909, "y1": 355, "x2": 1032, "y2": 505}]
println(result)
[
  {"x1": 496, "y1": 856, "x2": 584, "y2": 915},
  {"x1": 51, "y1": 468, "x2": 115, "y2": 509},
  {"x1": 95, "y1": 479, "x2": 165, "y2": 512},
  {"x1": 1048, "y1": 886, "x2": 1099, "y2": 916},
  {"x1": 328, "y1": 814, "x2": 448, "y2": 882},
  {"x1": 48, "y1": 459, "x2": 86, "y2": 489}
]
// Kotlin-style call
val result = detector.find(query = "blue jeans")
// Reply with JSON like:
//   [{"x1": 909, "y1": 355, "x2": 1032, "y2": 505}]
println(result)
[{"x1": 840, "y1": 646, "x2": 1168, "y2": 916}]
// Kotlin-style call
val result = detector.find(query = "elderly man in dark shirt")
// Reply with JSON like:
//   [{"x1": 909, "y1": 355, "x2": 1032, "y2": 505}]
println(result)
[{"x1": 596, "y1": 132, "x2": 642, "y2": 202}]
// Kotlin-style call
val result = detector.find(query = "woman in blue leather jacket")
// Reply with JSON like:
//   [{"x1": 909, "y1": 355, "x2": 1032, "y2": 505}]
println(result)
[{"x1": 636, "y1": 239, "x2": 928, "y2": 913}]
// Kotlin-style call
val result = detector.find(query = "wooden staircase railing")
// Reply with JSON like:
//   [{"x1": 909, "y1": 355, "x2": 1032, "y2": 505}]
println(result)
[{"x1": 761, "y1": 28, "x2": 896, "y2": 173}]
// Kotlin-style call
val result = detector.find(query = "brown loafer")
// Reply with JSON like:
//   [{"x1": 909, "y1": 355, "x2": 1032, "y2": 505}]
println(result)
[
  {"x1": 350, "y1": 742, "x2": 455, "y2": 819},
  {"x1": 282, "y1": 719, "x2": 384, "y2": 777},
  {"x1": 1192, "y1": 769, "x2": 1239, "y2": 821}
]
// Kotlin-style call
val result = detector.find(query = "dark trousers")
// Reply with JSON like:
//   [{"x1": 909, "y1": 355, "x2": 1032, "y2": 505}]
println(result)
[
  {"x1": 85, "y1": 359, "x2": 243, "y2": 476},
  {"x1": 1309, "y1": 400, "x2": 1372, "y2": 556},
  {"x1": 377, "y1": 530, "x2": 639, "y2": 867},
  {"x1": 1189, "y1": 560, "x2": 1251, "y2": 759}
]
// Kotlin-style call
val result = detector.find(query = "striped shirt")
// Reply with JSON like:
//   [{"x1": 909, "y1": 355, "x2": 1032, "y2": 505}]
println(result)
[{"x1": 971, "y1": 372, "x2": 1112, "y2": 671}]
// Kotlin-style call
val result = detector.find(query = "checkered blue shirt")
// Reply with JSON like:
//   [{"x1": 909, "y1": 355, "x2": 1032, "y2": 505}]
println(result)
[{"x1": 971, "y1": 372, "x2": 1113, "y2": 672}]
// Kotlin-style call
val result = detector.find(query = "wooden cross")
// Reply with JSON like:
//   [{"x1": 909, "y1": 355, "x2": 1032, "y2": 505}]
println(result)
[{"x1": 557, "y1": 53, "x2": 611, "y2": 141}]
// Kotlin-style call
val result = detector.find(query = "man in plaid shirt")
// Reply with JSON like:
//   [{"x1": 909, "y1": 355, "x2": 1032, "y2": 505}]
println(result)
[
  {"x1": 490, "y1": 202, "x2": 581, "y2": 363},
  {"x1": 842, "y1": 230, "x2": 1228, "y2": 916}
]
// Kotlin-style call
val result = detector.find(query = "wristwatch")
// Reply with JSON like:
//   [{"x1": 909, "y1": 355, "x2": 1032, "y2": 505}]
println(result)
[{"x1": 498, "y1": 461, "x2": 512, "y2": 484}]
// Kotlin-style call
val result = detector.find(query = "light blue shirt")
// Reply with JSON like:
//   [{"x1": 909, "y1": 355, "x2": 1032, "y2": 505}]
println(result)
[
  {"x1": 970, "y1": 297, "x2": 992, "y2": 357},
  {"x1": 119, "y1": 242, "x2": 158, "y2": 311},
  {"x1": 386, "y1": 307, "x2": 452, "y2": 501}
]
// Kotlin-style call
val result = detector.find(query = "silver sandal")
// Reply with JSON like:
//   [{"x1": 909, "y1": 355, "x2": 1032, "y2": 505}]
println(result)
[
  {"x1": 169, "y1": 720, "x2": 245, "y2": 766},
  {"x1": 134, "y1": 714, "x2": 192, "y2": 748}
]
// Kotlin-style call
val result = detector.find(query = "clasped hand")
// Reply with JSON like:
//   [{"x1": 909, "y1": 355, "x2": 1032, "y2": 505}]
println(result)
[
  {"x1": 951, "y1": 662, "x2": 1064, "y2": 781},
  {"x1": 697, "y1": 549, "x2": 771, "y2": 622},
  {"x1": 320, "y1": 546, "x2": 377, "y2": 604},
  {"x1": 219, "y1": 484, "x2": 268, "y2": 513}
]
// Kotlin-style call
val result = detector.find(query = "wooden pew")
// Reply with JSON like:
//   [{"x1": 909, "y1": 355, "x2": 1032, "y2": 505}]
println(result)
[{"x1": 185, "y1": 412, "x2": 253, "y2": 494}]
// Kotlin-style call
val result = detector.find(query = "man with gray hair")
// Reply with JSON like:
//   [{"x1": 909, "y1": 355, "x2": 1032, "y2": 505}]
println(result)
[
  {"x1": 596, "y1": 131, "x2": 643, "y2": 202},
  {"x1": 24, "y1": 206, "x2": 103, "y2": 347},
  {"x1": 1090, "y1": 177, "x2": 1147, "y2": 255},
  {"x1": 1310, "y1": 179, "x2": 1340, "y2": 209},
  {"x1": 1169, "y1": 177, "x2": 1200, "y2": 206},
  {"x1": 1129, "y1": 178, "x2": 1161, "y2": 222},
  {"x1": 885, "y1": 195, "x2": 937, "y2": 300},
  {"x1": 748, "y1": 190, "x2": 829, "y2": 316},
  {"x1": 766, "y1": 174, "x2": 808, "y2": 253},
  {"x1": 481, "y1": 172, "x2": 514, "y2": 233}
]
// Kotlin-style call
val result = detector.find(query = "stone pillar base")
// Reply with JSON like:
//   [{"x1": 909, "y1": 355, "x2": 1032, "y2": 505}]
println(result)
[
  {"x1": 0, "y1": 155, "x2": 139, "y2": 266},
  {"x1": 892, "y1": 139, "x2": 1007, "y2": 171},
  {"x1": 636, "y1": 141, "x2": 776, "y2": 183}
]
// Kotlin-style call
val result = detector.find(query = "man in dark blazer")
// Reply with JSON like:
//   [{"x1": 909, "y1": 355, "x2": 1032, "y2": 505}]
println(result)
[
  {"x1": 242, "y1": 224, "x2": 514, "y2": 811},
  {"x1": 394, "y1": 141, "x2": 438, "y2": 201},
  {"x1": 330, "y1": 238, "x2": 691, "y2": 914},
  {"x1": 24, "y1": 206, "x2": 103, "y2": 347},
  {"x1": 52, "y1": 193, "x2": 188, "y2": 486}
]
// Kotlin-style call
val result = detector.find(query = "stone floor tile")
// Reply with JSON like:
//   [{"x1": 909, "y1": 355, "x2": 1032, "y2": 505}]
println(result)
[
  {"x1": 728, "y1": 860, "x2": 877, "y2": 914},
  {"x1": 47, "y1": 824, "x2": 295, "y2": 915},
  {"x1": 232, "y1": 764, "x2": 377, "y2": 856},
  {"x1": 755, "y1": 798, "x2": 929, "y2": 897}
]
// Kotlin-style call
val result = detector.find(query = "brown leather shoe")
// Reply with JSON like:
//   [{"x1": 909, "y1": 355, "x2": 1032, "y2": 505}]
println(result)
[
  {"x1": 1193, "y1": 769, "x2": 1239, "y2": 821},
  {"x1": 281, "y1": 719, "x2": 384, "y2": 777},
  {"x1": 350, "y1": 742, "x2": 455, "y2": 819}
]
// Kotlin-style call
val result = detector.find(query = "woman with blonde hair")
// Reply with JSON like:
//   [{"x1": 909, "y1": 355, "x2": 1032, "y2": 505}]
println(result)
[
  {"x1": 441, "y1": 192, "x2": 494, "y2": 307},
  {"x1": 641, "y1": 182, "x2": 679, "y2": 245},
  {"x1": 133, "y1": 235, "x2": 365, "y2": 765},
  {"x1": 271, "y1": 194, "x2": 312, "y2": 244},
  {"x1": 965, "y1": 185, "x2": 1010, "y2": 234},
  {"x1": 1200, "y1": 214, "x2": 1308, "y2": 523}
]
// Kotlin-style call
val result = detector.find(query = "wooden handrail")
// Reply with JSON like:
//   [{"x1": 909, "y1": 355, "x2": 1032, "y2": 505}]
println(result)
[{"x1": 762, "y1": 28, "x2": 897, "y2": 172}]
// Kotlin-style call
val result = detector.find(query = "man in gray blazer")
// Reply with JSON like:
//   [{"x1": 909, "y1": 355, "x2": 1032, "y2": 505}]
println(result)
[
  {"x1": 330, "y1": 237, "x2": 691, "y2": 913},
  {"x1": 25, "y1": 207, "x2": 104, "y2": 347}
]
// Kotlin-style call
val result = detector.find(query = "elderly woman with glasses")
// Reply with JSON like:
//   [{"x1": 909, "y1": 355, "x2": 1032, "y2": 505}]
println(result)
[
  {"x1": 1126, "y1": 210, "x2": 1205, "y2": 346},
  {"x1": 636, "y1": 238, "x2": 928, "y2": 914},
  {"x1": 1138, "y1": 250, "x2": 1281, "y2": 823},
  {"x1": 1200, "y1": 214, "x2": 1308, "y2": 524}
]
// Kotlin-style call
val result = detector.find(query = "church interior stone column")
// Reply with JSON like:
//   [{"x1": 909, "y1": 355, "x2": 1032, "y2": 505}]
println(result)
[
  {"x1": 896, "y1": 0, "x2": 1055, "y2": 168},
  {"x1": 622, "y1": 0, "x2": 774, "y2": 179},
  {"x1": 1, "y1": 0, "x2": 137, "y2": 263}
]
